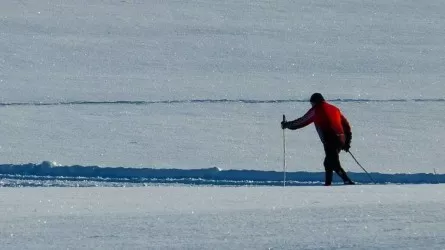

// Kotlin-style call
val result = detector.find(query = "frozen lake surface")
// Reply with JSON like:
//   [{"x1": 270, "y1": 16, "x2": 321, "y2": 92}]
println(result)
[
  {"x1": 0, "y1": 100, "x2": 444, "y2": 174},
  {"x1": 1, "y1": 185, "x2": 444, "y2": 249},
  {"x1": 1, "y1": 0, "x2": 444, "y2": 174},
  {"x1": 1, "y1": 0, "x2": 445, "y2": 248}
]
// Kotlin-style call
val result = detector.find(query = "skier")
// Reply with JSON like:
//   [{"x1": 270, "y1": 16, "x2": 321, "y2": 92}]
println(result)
[{"x1": 281, "y1": 93, "x2": 354, "y2": 186}]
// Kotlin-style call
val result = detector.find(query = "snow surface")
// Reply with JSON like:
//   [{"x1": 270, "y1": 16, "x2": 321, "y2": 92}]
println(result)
[
  {"x1": 2, "y1": 0, "x2": 445, "y2": 102},
  {"x1": 1, "y1": 0, "x2": 445, "y2": 248},
  {"x1": 1, "y1": 0, "x2": 445, "y2": 173},
  {"x1": 0, "y1": 100, "x2": 443, "y2": 174},
  {"x1": 1, "y1": 161, "x2": 444, "y2": 187},
  {"x1": 1, "y1": 186, "x2": 445, "y2": 249}
]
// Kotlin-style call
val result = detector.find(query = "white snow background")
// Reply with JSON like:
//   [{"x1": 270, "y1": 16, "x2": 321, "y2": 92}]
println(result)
[
  {"x1": 1, "y1": 0, "x2": 444, "y2": 172},
  {"x1": 1, "y1": 186, "x2": 444, "y2": 249},
  {"x1": 1, "y1": 0, "x2": 445, "y2": 249}
]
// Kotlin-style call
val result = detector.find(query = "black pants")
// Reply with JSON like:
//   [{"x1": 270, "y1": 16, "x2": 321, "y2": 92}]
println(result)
[{"x1": 323, "y1": 145, "x2": 353, "y2": 185}]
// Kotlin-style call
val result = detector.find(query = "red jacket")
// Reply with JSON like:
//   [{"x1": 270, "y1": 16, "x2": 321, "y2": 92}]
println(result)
[{"x1": 287, "y1": 101, "x2": 351, "y2": 148}]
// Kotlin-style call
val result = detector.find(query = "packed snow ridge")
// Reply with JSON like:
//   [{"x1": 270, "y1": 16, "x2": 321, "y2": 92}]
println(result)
[{"x1": 0, "y1": 161, "x2": 443, "y2": 187}]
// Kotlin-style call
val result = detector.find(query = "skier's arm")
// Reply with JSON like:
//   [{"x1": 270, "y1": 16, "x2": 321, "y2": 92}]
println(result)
[
  {"x1": 341, "y1": 113, "x2": 352, "y2": 145},
  {"x1": 286, "y1": 108, "x2": 315, "y2": 130}
]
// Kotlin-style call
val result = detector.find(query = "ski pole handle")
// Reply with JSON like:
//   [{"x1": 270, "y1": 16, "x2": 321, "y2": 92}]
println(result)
[
  {"x1": 282, "y1": 114, "x2": 286, "y2": 130},
  {"x1": 281, "y1": 115, "x2": 286, "y2": 131}
]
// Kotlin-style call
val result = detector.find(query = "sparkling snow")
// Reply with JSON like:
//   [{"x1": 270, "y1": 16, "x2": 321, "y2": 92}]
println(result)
[
  {"x1": 1, "y1": 0, "x2": 445, "y2": 248},
  {"x1": 1, "y1": 186, "x2": 444, "y2": 249}
]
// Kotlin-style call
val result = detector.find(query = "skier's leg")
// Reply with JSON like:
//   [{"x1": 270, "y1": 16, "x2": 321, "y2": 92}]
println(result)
[
  {"x1": 325, "y1": 145, "x2": 354, "y2": 185},
  {"x1": 330, "y1": 149, "x2": 354, "y2": 184},
  {"x1": 335, "y1": 167, "x2": 354, "y2": 185},
  {"x1": 323, "y1": 146, "x2": 334, "y2": 186},
  {"x1": 324, "y1": 159, "x2": 333, "y2": 186}
]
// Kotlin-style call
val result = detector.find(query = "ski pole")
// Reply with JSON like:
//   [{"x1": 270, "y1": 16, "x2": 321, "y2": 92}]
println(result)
[
  {"x1": 348, "y1": 151, "x2": 376, "y2": 184},
  {"x1": 282, "y1": 114, "x2": 286, "y2": 187}
]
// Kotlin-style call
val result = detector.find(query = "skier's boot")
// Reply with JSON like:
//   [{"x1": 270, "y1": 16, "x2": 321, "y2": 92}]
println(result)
[{"x1": 324, "y1": 170, "x2": 333, "y2": 186}]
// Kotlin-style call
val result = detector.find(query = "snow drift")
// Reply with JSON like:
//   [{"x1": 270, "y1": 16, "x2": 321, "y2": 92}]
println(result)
[{"x1": 0, "y1": 161, "x2": 443, "y2": 187}]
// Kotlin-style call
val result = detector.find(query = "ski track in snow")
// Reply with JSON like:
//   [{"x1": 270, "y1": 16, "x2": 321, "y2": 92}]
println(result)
[{"x1": 0, "y1": 98, "x2": 444, "y2": 107}]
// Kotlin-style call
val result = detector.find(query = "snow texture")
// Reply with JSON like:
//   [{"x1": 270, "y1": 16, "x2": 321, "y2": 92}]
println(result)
[
  {"x1": 0, "y1": 161, "x2": 444, "y2": 187},
  {"x1": 1, "y1": 186, "x2": 445, "y2": 249},
  {"x1": 1, "y1": 0, "x2": 445, "y2": 248},
  {"x1": 0, "y1": 0, "x2": 444, "y2": 173}
]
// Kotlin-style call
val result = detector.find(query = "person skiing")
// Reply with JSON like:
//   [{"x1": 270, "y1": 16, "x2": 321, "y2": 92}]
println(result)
[{"x1": 281, "y1": 93, "x2": 354, "y2": 186}]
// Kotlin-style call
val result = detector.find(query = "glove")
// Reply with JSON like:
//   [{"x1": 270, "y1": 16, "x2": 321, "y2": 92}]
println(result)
[
  {"x1": 342, "y1": 143, "x2": 351, "y2": 152},
  {"x1": 281, "y1": 121, "x2": 289, "y2": 129}
]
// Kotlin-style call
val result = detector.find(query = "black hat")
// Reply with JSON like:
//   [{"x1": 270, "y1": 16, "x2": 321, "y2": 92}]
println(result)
[{"x1": 310, "y1": 93, "x2": 325, "y2": 104}]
